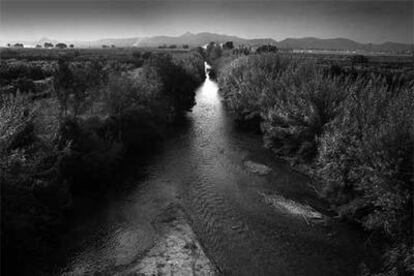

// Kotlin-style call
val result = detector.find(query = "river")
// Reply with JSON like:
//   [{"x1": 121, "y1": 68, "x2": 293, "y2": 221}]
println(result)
[{"x1": 56, "y1": 63, "x2": 365, "y2": 275}]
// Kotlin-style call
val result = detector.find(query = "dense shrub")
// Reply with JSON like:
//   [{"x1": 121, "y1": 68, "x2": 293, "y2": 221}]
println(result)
[
  {"x1": 1, "y1": 50, "x2": 205, "y2": 274},
  {"x1": 256, "y1": 44, "x2": 278, "y2": 54},
  {"x1": 206, "y1": 42, "x2": 222, "y2": 63},
  {"x1": 216, "y1": 53, "x2": 414, "y2": 274},
  {"x1": 0, "y1": 61, "x2": 50, "y2": 86},
  {"x1": 218, "y1": 54, "x2": 279, "y2": 116},
  {"x1": 219, "y1": 54, "x2": 352, "y2": 159},
  {"x1": 317, "y1": 78, "x2": 414, "y2": 275},
  {"x1": 218, "y1": 54, "x2": 292, "y2": 131},
  {"x1": 147, "y1": 53, "x2": 204, "y2": 114},
  {"x1": 52, "y1": 52, "x2": 204, "y2": 192},
  {"x1": 11, "y1": 77, "x2": 36, "y2": 93},
  {"x1": 223, "y1": 41, "x2": 234, "y2": 50},
  {"x1": 54, "y1": 58, "x2": 107, "y2": 118},
  {"x1": 0, "y1": 94, "x2": 70, "y2": 275},
  {"x1": 262, "y1": 63, "x2": 352, "y2": 161}
]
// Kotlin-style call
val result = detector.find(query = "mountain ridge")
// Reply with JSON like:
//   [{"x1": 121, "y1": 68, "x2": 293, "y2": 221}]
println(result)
[{"x1": 3, "y1": 32, "x2": 412, "y2": 53}]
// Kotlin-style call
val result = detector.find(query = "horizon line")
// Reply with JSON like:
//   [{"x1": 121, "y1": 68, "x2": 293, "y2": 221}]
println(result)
[{"x1": 1, "y1": 31, "x2": 412, "y2": 46}]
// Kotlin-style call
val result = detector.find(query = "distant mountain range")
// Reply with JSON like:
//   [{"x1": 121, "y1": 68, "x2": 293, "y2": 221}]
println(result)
[{"x1": 3, "y1": 32, "x2": 413, "y2": 53}]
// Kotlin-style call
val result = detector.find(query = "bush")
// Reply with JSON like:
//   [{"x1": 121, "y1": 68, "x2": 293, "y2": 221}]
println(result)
[
  {"x1": 12, "y1": 77, "x2": 36, "y2": 94},
  {"x1": 256, "y1": 44, "x2": 278, "y2": 54},
  {"x1": 54, "y1": 58, "x2": 107, "y2": 118},
  {"x1": 0, "y1": 61, "x2": 49, "y2": 86},
  {"x1": 218, "y1": 54, "x2": 292, "y2": 131},
  {"x1": 147, "y1": 53, "x2": 203, "y2": 114},
  {"x1": 0, "y1": 93, "x2": 70, "y2": 275},
  {"x1": 206, "y1": 42, "x2": 222, "y2": 63},
  {"x1": 261, "y1": 62, "x2": 351, "y2": 161},
  {"x1": 223, "y1": 41, "x2": 234, "y2": 50},
  {"x1": 58, "y1": 116, "x2": 124, "y2": 192},
  {"x1": 1, "y1": 50, "x2": 205, "y2": 274},
  {"x1": 317, "y1": 78, "x2": 414, "y2": 275},
  {"x1": 219, "y1": 54, "x2": 351, "y2": 160},
  {"x1": 216, "y1": 53, "x2": 414, "y2": 274},
  {"x1": 54, "y1": 51, "x2": 204, "y2": 191}
]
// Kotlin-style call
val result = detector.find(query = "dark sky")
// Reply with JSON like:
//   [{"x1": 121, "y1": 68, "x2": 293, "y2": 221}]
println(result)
[{"x1": 1, "y1": 0, "x2": 412, "y2": 44}]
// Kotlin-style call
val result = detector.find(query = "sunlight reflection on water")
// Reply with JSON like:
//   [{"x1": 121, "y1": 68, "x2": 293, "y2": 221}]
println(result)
[{"x1": 196, "y1": 62, "x2": 220, "y2": 105}]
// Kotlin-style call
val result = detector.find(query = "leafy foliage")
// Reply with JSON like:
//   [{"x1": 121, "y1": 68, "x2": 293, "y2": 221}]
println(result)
[
  {"x1": 217, "y1": 53, "x2": 414, "y2": 274},
  {"x1": 1, "y1": 50, "x2": 205, "y2": 274},
  {"x1": 256, "y1": 44, "x2": 278, "y2": 54},
  {"x1": 0, "y1": 93, "x2": 70, "y2": 275},
  {"x1": 317, "y1": 78, "x2": 414, "y2": 275}
]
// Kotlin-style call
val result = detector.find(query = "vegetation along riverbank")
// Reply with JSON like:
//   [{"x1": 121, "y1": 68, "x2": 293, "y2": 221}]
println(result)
[
  {"x1": 0, "y1": 48, "x2": 205, "y2": 275},
  {"x1": 209, "y1": 45, "x2": 413, "y2": 275}
]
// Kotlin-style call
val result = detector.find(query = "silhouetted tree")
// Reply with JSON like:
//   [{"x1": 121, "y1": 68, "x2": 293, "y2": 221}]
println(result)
[
  {"x1": 182, "y1": 44, "x2": 189, "y2": 49},
  {"x1": 233, "y1": 46, "x2": 250, "y2": 56},
  {"x1": 69, "y1": 44, "x2": 74, "y2": 48},
  {"x1": 256, "y1": 44, "x2": 278, "y2": 54},
  {"x1": 44, "y1": 42, "x2": 54, "y2": 48},
  {"x1": 55, "y1": 43, "x2": 67, "y2": 49},
  {"x1": 223, "y1": 41, "x2": 234, "y2": 50},
  {"x1": 206, "y1": 42, "x2": 222, "y2": 62}
]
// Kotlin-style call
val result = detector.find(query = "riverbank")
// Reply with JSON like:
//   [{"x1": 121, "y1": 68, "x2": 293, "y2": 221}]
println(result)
[
  {"x1": 213, "y1": 52, "x2": 414, "y2": 275},
  {"x1": 0, "y1": 50, "x2": 206, "y2": 275}
]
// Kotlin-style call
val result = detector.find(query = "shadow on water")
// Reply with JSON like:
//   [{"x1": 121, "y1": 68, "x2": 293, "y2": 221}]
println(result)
[{"x1": 50, "y1": 62, "x2": 367, "y2": 275}]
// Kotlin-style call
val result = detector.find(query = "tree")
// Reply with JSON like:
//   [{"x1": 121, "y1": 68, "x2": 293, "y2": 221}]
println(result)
[
  {"x1": 44, "y1": 42, "x2": 54, "y2": 48},
  {"x1": 256, "y1": 44, "x2": 278, "y2": 54},
  {"x1": 7, "y1": 43, "x2": 10, "y2": 47},
  {"x1": 13, "y1": 43, "x2": 24, "y2": 48},
  {"x1": 206, "y1": 42, "x2": 222, "y2": 62},
  {"x1": 102, "y1": 45, "x2": 109, "y2": 49},
  {"x1": 111, "y1": 45, "x2": 115, "y2": 48},
  {"x1": 169, "y1": 45, "x2": 177, "y2": 49},
  {"x1": 223, "y1": 41, "x2": 234, "y2": 50},
  {"x1": 182, "y1": 44, "x2": 189, "y2": 49},
  {"x1": 54, "y1": 58, "x2": 106, "y2": 118},
  {"x1": 35, "y1": 44, "x2": 42, "y2": 48},
  {"x1": 55, "y1": 43, "x2": 67, "y2": 49},
  {"x1": 233, "y1": 46, "x2": 250, "y2": 56},
  {"x1": 69, "y1": 44, "x2": 74, "y2": 48}
]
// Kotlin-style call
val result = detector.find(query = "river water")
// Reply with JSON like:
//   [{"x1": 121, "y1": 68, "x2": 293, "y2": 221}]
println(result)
[{"x1": 57, "y1": 63, "x2": 365, "y2": 275}]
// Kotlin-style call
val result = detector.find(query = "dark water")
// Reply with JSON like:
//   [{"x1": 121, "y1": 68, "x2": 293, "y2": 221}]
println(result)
[{"x1": 57, "y1": 63, "x2": 365, "y2": 275}]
